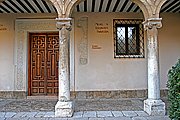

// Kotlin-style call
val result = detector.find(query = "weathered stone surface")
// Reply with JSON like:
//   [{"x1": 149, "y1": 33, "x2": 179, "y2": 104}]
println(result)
[
  {"x1": 55, "y1": 18, "x2": 74, "y2": 118},
  {"x1": 135, "y1": 111, "x2": 148, "y2": 117},
  {"x1": 105, "y1": 117, "x2": 132, "y2": 120},
  {"x1": 144, "y1": 116, "x2": 170, "y2": 120},
  {"x1": 0, "y1": 91, "x2": 26, "y2": 99},
  {"x1": 50, "y1": 118, "x2": 67, "y2": 120},
  {"x1": 0, "y1": 112, "x2": 5, "y2": 118},
  {"x1": 136, "y1": 90, "x2": 147, "y2": 98},
  {"x1": 89, "y1": 118, "x2": 104, "y2": 120},
  {"x1": 143, "y1": 18, "x2": 166, "y2": 116},
  {"x1": 72, "y1": 111, "x2": 83, "y2": 118},
  {"x1": 5, "y1": 112, "x2": 16, "y2": 118},
  {"x1": 44, "y1": 112, "x2": 55, "y2": 117},
  {"x1": 68, "y1": 118, "x2": 88, "y2": 120},
  {"x1": 55, "y1": 101, "x2": 73, "y2": 117},
  {"x1": 35, "y1": 112, "x2": 46, "y2": 118},
  {"x1": 77, "y1": 17, "x2": 88, "y2": 65},
  {"x1": 76, "y1": 92, "x2": 86, "y2": 99},
  {"x1": 144, "y1": 99, "x2": 165, "y2": 116},
  {"x1": 86, "y1": 92, "x2": 94, "y2": 99},
  {"x1": 111, "y1": 111, "x2": 123, "y2": 117},
  {"x1": 12, "y1": 112, "x2": 26, "y2": 118},
  {"x1": 7, "y1": 118, "x2": 29, "y2": 120},
  {"x1": 122, "y1": 111, "x2": 138, "y2": 117},
  {"x1": 83, "y1": 111, "x2": 96, "y2": 118},
  {"x1": 97, "y1": 111, "x2": 113, "y2": 117},
  {"x1": 21, "y1": 112, "x2": 37, "y2": 117},
  {"x1": 132, "y1": 117, "x2": 147, "y2": 120}
]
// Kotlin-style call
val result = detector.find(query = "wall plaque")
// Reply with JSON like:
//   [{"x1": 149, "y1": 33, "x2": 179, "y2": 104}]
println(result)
[
  {"x1": 0, "y1": 24, "x2": 7, "y2": 31},
  {"x1": 95, "y1": 23, "x2": 109, "y2": 33}
]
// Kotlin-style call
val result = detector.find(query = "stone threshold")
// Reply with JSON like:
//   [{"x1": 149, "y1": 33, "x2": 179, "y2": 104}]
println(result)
[{"x1": 27, "y1": 96, "x2": 58, "y2": 100}]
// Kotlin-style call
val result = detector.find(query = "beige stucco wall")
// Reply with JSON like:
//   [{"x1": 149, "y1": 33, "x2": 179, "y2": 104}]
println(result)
[
  {"x1": 0, "y1": 12, "x2": 179, "y2": 92},
  {"x1": 73, "y1": 12, "x2": 147, "y2": 91},
  {"x1": 0, "y1": 17, "x2": 14, "y2": 90},
  {"x1": 73, "y1": 12, "x2": 180, "y2": 91},
  {"x1": 0, "y1": 13, "x2": 57, "y2": 91},
  {"x1": 159, "y1": 13, "x2": 180, "y2": 89}
]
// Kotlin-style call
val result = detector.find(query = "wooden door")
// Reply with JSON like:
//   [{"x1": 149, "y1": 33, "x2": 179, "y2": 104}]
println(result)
[{"x1": 28, "y1": 32, "x2": 59, "y2": 96}]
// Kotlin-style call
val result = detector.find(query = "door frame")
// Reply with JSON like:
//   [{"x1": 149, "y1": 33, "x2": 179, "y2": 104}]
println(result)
[{"x1": 14, "y1": 19, "x2": 75, "y2": 95}]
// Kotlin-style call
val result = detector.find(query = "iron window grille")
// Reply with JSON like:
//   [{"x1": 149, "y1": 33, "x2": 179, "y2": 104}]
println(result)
[{"x1": 113, "y1": 19, "x2": 144, "y2": 58}]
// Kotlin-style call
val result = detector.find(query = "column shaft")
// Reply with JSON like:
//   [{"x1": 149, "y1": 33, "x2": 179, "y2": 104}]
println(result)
[
  {"x1": 143, "y1": 18, "x2": 165, "y2": 116},
  {"x1": 147, "y1": 25, "x2": 160, "y2": 100},
  {"x1": 55, "y1": 18, "x2": 74, "y2": 117},
  {"x1": 58, "y1": 22, "x2": 70, "y2": 101}
]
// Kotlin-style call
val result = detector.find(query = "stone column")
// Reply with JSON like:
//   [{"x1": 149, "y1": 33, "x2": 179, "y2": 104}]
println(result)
[
  {"x1": 143, "y1": 18, "x2": 165, "y2": 116},
  {"x1": 55, "y1": 18, "x2": 74, "y2": 117}
]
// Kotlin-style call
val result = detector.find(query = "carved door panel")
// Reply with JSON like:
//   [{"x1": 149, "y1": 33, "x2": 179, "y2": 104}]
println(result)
[{"x1": 29, "y1": 33, "x2": 59, "y2": 96}]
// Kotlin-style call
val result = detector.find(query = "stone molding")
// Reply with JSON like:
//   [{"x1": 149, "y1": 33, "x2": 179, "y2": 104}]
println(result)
[
  {"x1": 15, "y1": 19, "x2": 57, "y2": 91},
  {"x1": 15, "y1": 18, "x2": 75, "y2": 91},
  {"x1": 77, "y1": 17, "x2": 88, "y2": 65},
  {"x1": 56, "y1": 18, "x2": 72, "y2": 31},
  {"x1": 143, "y1": 18, "x2": 162, "y2": 30}
]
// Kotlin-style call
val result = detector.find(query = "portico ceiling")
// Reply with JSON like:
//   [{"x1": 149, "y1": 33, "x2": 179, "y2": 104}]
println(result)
[{"x1": 0, "y1": 0, "x2": 179, "y2": 14}]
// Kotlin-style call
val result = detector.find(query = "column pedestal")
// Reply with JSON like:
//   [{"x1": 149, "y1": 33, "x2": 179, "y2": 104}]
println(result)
[
  {"x1": 144, "y1": 99, "x2": 165, "y2": 116},
  {"x1": 55, "y1": 101, "x2": 74, "y2": 117}
]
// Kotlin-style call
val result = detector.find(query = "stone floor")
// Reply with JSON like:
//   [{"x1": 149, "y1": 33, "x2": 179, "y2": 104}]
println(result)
[
  {"x1": 0, "y1": 98, "x2": 169, "y2": 120},
  {"x1": 0, "y1": 98, "x2": 145, "y2": 112}
]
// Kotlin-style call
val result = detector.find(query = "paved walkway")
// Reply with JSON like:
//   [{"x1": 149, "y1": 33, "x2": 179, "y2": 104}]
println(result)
[
  {"x1": 0, "y1": 111, "x2": 170, "y2": 120},
  {"x1": 0, "y1": 98, "x2": 169, "y2": 120}
]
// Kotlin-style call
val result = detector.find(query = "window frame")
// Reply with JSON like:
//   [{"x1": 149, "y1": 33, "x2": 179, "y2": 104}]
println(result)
[{"x1": 113, "y1": 19, "x2": 144, "y2": 58}]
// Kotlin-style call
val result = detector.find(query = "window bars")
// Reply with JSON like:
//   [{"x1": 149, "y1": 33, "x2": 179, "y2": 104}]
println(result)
[{"x1": 113, "y1": 19, "x2": 144, "y2": 58}]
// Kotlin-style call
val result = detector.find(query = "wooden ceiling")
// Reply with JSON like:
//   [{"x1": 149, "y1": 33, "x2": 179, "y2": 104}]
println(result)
[{"x1": 0, "y1": 0, "x2": 179, "y2": 13}]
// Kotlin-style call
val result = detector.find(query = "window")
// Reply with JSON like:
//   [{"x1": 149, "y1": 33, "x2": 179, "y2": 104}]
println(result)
[{"x1": 113, "y1": 19, "x2": 144, "y2": 58}]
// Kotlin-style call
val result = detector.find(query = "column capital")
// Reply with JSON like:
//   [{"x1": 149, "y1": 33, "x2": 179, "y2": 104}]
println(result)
[
  {"x1": 56, "y1": 18, "x2": 72, "y2": 31},
  {"x1": 143, "y1": 18, "x2": 162, "y2": 30}
]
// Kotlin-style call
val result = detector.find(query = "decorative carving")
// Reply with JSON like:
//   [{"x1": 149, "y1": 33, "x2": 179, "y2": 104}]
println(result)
[
  {"x1": 77, "y1": 17, "x2": 88, "y2": 65},
  {"x1": 56, "y1": 18, "x2": 72, "y2": 44},
  {"x1": 15, "y1": 19, "x2": 57, "y2": 90},
  {"x1": 143, "y1": 18, "x2": 162, "y2": 30}
]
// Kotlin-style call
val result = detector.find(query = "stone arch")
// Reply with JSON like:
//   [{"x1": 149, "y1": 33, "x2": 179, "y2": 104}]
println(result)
[
  {"x1": 132, "y1": 0, "x2": 167, "y2": 20},
  {"x1": 156, "y1": 0, "x2": 168, "y2": 15},
  {"x1": 153, "y1": 0, "x2": 167, "y2": 18},
  {"x1": 50, "y1": 0, "x2": 83, "y2": 18},
  {"x1": 57, "y1": 0, "x2": 152, "y2": 19},
  {"x1": 0, "y1": 0, "x2": 3, "y2": 4},
  {"x1": 131, "y1": 0, "x2": 150, "y2": 20}
]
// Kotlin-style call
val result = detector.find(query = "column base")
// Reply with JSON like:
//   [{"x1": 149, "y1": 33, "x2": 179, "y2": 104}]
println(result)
[
  {"x1": 55, "y1": 101, "x2": 74, "y2": 117},
  {"x1": 144, "y1": 99, "x2": 165, "y2": 116}
]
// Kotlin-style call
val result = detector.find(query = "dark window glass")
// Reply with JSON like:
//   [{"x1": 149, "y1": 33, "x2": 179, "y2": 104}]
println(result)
[{"x1": 114, "y1": 19, "x2": 144, "y2": 58}]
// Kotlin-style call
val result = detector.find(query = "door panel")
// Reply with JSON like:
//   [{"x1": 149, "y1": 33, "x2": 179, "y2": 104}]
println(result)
[
  {"x1": 29, "y1": 33, "x2": 59, "y2": 96},
  {"x1": 46, "y1": 34, "x2": 59, "y2": 95}
]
